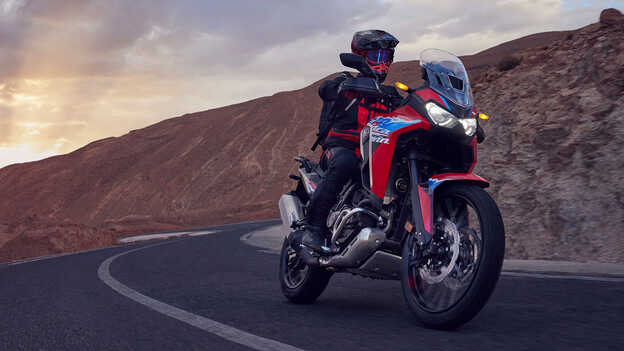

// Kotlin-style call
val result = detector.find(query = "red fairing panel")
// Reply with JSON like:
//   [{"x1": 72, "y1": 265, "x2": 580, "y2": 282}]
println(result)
[
  {"x1": 415, "y1": 88, "x2": 446, "y2": 106},
  {"x1": 368, "y1": 105, "x2": 431, "y2": 198},
  {"x1": 418, "y1": 185, "x2": 432, "y2": 233}
]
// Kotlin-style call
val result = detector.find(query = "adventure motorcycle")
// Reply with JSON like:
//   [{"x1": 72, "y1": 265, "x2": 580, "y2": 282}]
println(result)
[{"x1": 278, "y1": 49, "x2": 505, "y2": 330}]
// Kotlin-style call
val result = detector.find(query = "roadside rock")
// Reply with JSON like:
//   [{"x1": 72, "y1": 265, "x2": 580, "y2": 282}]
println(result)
[
  {"x1": 473, "y1": 17, "x2": 624, "y2": 263},
  {"x1": 600, "y1": 8, "x2": 624, "y2": 25},
  {"x1": 0, "y1": 215, "x2": 117, "y2": 262}
]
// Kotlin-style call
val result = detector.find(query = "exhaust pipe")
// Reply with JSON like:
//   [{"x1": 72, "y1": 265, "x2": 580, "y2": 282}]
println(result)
[
  {"x1": 278, "y1": 194, "x2": 304, "y2": 238},
  {"x1": 319, "y1": 227, "x2": 385, "y2": 268}
]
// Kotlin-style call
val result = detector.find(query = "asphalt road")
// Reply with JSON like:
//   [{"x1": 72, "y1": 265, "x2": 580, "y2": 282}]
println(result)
[{"x1": 1, "y1": 220, "x2": 623, "y2": 350}]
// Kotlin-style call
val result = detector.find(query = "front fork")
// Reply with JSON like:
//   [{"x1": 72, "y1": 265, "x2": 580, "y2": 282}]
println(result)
[{"x1": 407, "y1": 151, "x2": 434, "y2": 246}]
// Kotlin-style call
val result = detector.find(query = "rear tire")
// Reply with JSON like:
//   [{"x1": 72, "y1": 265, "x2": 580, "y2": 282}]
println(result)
[
  {"x1": 279, "y1": 238, "x2": 332, "y2": 304},
  {"x1": 401, "y1": 183, "x2": 505, "y2": 330}
]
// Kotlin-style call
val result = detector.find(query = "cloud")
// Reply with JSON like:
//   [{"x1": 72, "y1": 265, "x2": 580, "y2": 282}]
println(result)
[
  {"x1": 1, "y1": 0, "x2": 387, "y2": 79},
  {"x1": 0, "y1": 0, "x2": 621, "y2": 166},
  {"x1": 0, "y1": 144, "x2": 58, "y2": 169}
]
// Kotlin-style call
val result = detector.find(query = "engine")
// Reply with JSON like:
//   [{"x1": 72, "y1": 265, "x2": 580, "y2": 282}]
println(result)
[{"x1": 326, "y1": 188, "x2": 381, "y2": 249}]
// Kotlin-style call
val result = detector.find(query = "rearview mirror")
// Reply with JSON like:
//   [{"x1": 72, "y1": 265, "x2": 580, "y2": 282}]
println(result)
[{"x1": 339, "y1": 53, "x2": 375, "y2": 77}]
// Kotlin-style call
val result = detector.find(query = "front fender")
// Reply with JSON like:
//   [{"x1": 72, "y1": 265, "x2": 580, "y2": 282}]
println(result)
[
  {"x1": 409, "y1": 173, "x2": 488, "y2": 243},
  {"x1": 428, "y1": 173, "x2": 489, "y2": 192},
  {"x1": 403, "y1": 171, "x2": 489, "y2": 246}
]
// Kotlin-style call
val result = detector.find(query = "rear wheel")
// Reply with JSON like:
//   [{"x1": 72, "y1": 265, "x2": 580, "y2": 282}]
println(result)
[
  {"x1": 400, "y1": 183, "x2": 505, "y2": 329},
  {"x1": 279, "y1": 238, "x2": 332, "y2": 304}
]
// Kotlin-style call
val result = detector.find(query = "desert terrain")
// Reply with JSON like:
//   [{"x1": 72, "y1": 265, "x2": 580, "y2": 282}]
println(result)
[{"x1": 1, "y1": 9, "x2": 622, "y2": 263}]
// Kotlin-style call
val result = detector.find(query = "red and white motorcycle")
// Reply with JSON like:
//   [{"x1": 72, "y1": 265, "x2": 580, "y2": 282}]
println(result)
[{"x1": 279, "y1": 49, "x2": 505, "y2": 329}]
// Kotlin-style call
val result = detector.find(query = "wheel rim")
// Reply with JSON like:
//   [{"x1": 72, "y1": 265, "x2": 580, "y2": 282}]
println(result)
[
  {"x1": 406, "y1": 193, "x2": 483, "y2": 312},
  {"x1": 282, "y1": 242, "x2": 309, "y2": 289}
]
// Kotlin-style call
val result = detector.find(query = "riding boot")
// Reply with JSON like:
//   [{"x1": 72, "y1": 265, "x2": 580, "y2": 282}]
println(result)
[{"x1": 288, "y1": 223, "x2": 328, "y2": 254}]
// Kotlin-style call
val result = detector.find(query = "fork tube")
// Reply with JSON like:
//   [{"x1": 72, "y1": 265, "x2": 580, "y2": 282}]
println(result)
[{"x1": 408, "y1": 153, "x2": 432, "y2": 245}]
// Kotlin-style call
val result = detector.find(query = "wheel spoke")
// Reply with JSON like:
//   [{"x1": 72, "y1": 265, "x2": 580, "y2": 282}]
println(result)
[
  {"x1": 287, "y1": 269, "x2": 295, "y2": 283},
  {"x1": 444, "y1": 198, "x2": 457, "y2": 221},
  {"x1": 428, "y1": 285, "x2": 445, "y2": 310},
  {"x1": 455, "y1": 207, "x2": 468, "y2": 228},
  {"x1": 453, "y1": 264, "x2": 465, "y2": 280}
]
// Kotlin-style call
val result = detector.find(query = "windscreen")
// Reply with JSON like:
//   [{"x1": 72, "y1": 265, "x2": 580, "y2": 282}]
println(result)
[{"x1": 420, "y1": 49, "x2": 473, "y2": 109}]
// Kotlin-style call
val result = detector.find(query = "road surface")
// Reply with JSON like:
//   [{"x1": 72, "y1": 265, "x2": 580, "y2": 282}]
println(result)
[{"x1": 1, "y1": 220, "x2": 623, "y2": 350}]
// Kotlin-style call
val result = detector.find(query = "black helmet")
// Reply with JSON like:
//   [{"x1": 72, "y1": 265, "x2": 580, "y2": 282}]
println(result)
[{"x1": 351, "y1": 30, "x2": 399, "y2": 82}]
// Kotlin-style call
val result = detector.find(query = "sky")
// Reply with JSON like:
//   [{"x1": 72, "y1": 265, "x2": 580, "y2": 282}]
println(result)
[{"x1": 0, "y1": 0, "x2": 622, "y2": 168}]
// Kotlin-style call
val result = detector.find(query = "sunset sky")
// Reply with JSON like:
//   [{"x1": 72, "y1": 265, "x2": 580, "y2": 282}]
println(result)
[{"x1": 1, "y1": 0, "x2": 622, "y2": 168}]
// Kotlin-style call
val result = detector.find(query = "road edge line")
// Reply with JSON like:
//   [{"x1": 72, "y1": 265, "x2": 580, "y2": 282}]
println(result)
[{"x1": 97, "y1": 238, "x2": 305, "y2": 351}]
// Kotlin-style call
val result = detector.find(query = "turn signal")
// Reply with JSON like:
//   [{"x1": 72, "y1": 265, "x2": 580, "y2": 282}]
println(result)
[
  {"x1": 395, "y1": 82, "x2": 409, "y2": 91},
  {"x1": 478, "y1": 113, "x2": 490, "y2": 120}
]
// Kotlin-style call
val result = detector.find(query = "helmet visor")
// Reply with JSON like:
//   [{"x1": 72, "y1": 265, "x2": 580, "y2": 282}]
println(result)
[{"x1": 366, "y1": 49, "x2": 393, "y2": 64}]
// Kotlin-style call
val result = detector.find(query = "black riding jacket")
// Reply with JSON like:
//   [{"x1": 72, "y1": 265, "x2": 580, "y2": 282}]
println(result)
[{"x1": 318, "y1": 72, "x2": 403, "y2": 152}]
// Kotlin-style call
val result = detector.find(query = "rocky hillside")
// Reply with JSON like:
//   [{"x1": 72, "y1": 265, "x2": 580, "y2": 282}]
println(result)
[
  {"x1": 0, "y1": 10, "x2": 621, "y2": 263},
  {"x1": 473, "y1": 9, "x2": 624, "y2": 263}
]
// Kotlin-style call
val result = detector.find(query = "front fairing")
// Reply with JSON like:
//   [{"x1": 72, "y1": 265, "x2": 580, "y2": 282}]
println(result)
[
  {"x1": 360, "y1": 90, "x2": 478, "y2": 200},
  {"x1": 405, "y1": 90, "x2": 476, "y2": 145},
  {"x1": 359, "y1": 50, "x2": 479, "y2": 200},
  {"x1": 420, "y1": 48, "x2": 474, "y2": 117},
  {"x1": 360, "y1": 105, "x2": 430, "y2": 199}
]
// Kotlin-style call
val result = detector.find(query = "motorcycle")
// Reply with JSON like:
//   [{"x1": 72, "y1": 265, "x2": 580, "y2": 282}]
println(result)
[{"x1": 278, "y1": 49, "x2": 505, "y2": 330}]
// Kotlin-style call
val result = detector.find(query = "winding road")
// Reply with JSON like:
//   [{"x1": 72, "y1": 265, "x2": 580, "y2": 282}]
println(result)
[{"x1": 1, "y1": 220, "x2": 623, "y2": 350}]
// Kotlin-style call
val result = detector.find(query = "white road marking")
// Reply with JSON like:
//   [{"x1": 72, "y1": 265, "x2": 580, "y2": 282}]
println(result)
[
  {"x1": 97, "y1": 239, "x2": 306, "y2": 351},
  {"x1": 502, "y1": 271, "x2": 624, "y2": 282},
  {"x1": 3, "y1": 231, "x2": 216, "y2": 267},
  {"x1": 2, "y1": 220, "x2": 279, "y2": 268},
  {"x1": 118, "y1": 230, "x2": 215, "y2": 243},
  {"x1": 7, "y1": 244, "x2": 121, "y2": 266}
]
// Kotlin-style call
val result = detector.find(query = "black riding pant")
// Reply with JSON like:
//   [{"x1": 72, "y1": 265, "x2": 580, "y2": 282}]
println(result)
[{"x1": 308, "y1": 147, "x2": 360, "y2": 227}]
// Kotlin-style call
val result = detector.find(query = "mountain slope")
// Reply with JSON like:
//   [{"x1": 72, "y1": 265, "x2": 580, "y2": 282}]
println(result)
[
  {"x1": 472, "y1": 16, "x2": 624, "y2": 263},
  {"x1": 1, "y1": 11, "x2": 621, "y2": 262}
]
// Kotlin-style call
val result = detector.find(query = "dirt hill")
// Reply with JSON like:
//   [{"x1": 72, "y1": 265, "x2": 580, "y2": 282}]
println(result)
[{"x1": 1, "y1": 10, "x2": 622, "y2": 263}]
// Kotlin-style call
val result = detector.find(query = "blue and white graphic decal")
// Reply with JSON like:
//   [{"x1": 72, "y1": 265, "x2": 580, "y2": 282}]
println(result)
[
  {"x1": 367, "y1": 116, "x2": 421, "y2": 139},
  {"x1": 439, "y1": 95, "x2": 451, "y2": 110},
  {"x1": 428, "y1": 177, "x2": 445, "y2": 192}
]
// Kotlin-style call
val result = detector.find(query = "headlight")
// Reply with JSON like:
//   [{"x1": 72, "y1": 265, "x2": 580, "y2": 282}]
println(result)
[
  {"x1": 458, "y1": 118, "x2": 476, "y2": 136},
  {"x1": 425, "y1": 102, "x2": 476, "y2": 136},
  {"x1": 425, "y1": 102, "x2": 457, "y2": 127}
]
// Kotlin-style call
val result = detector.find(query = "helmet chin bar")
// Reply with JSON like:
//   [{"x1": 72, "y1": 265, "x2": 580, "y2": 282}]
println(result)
[{"x1": 369, "y1": 62, "x2": 390, "y2": 82}]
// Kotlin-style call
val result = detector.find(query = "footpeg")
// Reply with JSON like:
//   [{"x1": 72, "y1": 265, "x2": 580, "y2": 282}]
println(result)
[{"x1": 297, "y1": 246, "x2": 320, "y2": 266}]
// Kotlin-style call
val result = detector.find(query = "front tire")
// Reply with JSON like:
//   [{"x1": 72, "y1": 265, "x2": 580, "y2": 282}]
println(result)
[
  {"x1": 400, "y1": 183, "x2": 505, "y2": 330},
  {"x1": 279, "y1": 238, "x2": 332, "y2": 304}
]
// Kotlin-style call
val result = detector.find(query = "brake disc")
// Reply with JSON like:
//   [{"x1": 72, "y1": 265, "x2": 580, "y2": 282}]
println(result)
[{"x1": 419, "y1": 218, "x2": 460, "y2": 284}]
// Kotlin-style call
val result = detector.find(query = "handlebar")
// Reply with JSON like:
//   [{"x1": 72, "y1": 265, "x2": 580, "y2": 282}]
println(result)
[{"x1": 339, "y1": 77, "x2": 384, "y2": 99}]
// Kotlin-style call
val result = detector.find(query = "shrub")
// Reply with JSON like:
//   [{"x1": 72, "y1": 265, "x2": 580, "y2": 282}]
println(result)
[{"x1": 497, "y1": 55, "x2": 522, "y2": 72}]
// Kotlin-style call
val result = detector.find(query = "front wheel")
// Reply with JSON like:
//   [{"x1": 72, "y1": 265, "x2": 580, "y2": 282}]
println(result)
[
  {"x1": 279, "y1": 238, "x2": 333, "y2": 304},
  {"x1": 400, "y1": 183, "x2": 505, "y2": 330}
]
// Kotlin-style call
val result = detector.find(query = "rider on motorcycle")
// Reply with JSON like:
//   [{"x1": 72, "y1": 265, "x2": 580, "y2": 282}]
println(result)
[{"x1": 290, "y1": 30, "x2": 403, "y2": 254}]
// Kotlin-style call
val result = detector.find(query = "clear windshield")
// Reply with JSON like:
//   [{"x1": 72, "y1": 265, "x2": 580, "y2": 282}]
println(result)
[{"x1": 420, "y1": 48, "x2": 473, "y2": 110}]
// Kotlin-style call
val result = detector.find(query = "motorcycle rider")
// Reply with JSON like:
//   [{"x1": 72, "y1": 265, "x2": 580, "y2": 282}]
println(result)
[{"x1": 290, "y1": 30, "x2": 403, "y2": 257}]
